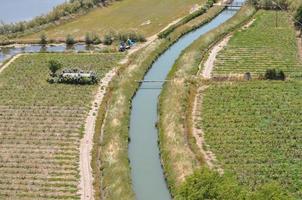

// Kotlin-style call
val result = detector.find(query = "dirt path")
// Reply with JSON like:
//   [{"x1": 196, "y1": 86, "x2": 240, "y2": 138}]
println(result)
[
  {"x1": 202, "y1": 35, "x2": 231, "y2": 79},
  {"x1": 192, "y1": 86, "x2": 223, "y2": 174},
  {"x1": 78, "y1": 68, "x2": 117, "y2": 200},
  {"x1": 0, "y1": 54, "x2": 23, "y2": 74}
]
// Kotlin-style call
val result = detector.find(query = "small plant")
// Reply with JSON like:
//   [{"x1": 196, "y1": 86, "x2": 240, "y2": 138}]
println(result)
[
  {"x1": 48, "y1": 60, "x2": 62, "y2": 77},
  {"x1": 39, "y1": 33, "x2": 47, "y2": 45},
  {"x1": 65, "y1": 34, "x2": 76, "y2": 45},
  {"x1": 85, "y1": 32, "x2": 101, "y2": 45},
  {"x1": 103, "y1": 34, "x2": 113, "y2": 45}
]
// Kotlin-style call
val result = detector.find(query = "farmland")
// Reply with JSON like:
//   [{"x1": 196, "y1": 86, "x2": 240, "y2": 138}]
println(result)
[
  {"x1": 201, "y1": 81, "x2": 302, "y2": 198},
  {"x1": 0, "y1": 53, "x2": 122, "y2": 199},
  {"x1": 19, "y1": 0, "x2": 204, "y2": 42},
  {"x1": 213, "y1": 10, "x2": 302, "y2": 77}
]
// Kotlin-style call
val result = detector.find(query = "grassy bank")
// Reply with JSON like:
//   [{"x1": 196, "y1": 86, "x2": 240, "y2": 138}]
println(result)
[
  {"x1": 18, "y1": 0, "x2": 204, "y2": 43},
  {"x1": 94, "y1": 5, "x2": 228, "y2": 200},
  {"x1": 158, "y1": 5, "x2": 256, "y2": 196},
  {"x1": 0, "y1": 53, "x2": 122, "y2": 199}
]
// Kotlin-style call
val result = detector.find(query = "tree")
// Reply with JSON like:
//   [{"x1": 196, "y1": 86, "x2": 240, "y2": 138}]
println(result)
[
  {"x1": 48, "y1": 60, "x2": 62, "y2": 77},
  {"x1": 39, "y1": 33, "x2": 47, "y2": 45},
  {"x1": 175, "y1": 167, "x2": 292, "y2": 200},
  {"x1": 175, "y1": 168, "x2": 247, "y2": 200},
  {"x1": 65, "y1": 34, "x2": 76, "y2": 45}
]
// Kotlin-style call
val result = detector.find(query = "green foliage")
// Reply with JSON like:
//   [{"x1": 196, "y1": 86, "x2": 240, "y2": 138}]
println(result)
[
  {"x1": 85, "y1": 32, "x2": 101, "y2": 45},
  {"x1": 65, "y1": 34, "x2": 76, "y2": 45},
  {"x1": 103, "y1": 34, "x2": 114, "y2": 45},
  {"x1": 48, "y1": 60, "x2": 62, "y2": 77},
  {"x1": 0, "y1": 53, "x2": 122, "y2": 199},
  {"x1": 117, "y1": 32, "x2": 146, "y2": 42},
  {"x1": 176, "y1": 168, "x2": 245, "y2": 200},
  {"x1": 250, "y1": 183, "x2": 294, "y2": 200},
  {"x1": 39, "y1": 33, "x2": 48, "y2": 44},
  {"x1": 264, "y1": 68, "x2": 285, "y2": 80},
  {"x1": 202, "y1": 81, "x2": 302, "y2": 198},
  {"x1": 175, "y1": 167, "x2": 293, "y2": 200},
  {"x1": 214, "y1": 11, "x2": 302, "y2": 77}
]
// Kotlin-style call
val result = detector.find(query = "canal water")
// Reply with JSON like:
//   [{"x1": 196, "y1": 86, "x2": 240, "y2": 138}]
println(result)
[
  {"x1": 0, "y1": 44, "x2": 101, "y2": 64},
  {"x1": 0, "y1": 0, "x2": 67, "y2": 23},
  {"x1": 128, "y1": 2, "x2": 242, "y2": 200}
]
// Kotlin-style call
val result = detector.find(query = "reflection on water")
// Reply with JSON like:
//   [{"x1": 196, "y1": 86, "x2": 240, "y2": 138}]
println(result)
[{"x1": 0, "y1": 44, "x2": 102, "y2": 63}]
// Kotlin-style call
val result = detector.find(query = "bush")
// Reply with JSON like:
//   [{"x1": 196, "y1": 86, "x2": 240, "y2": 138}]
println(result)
[
  {"x1": 118, "y1": 32, "x2": 146, "y2": 42},
  {"x1": 48, "y1": 60, "x2": 62, "y2": 77},
  {"x1": 65, "y1": 34, "x2": 76, "y2": 45},
  {"x1": 264, "y1": 69, "x2": 286, "y2": 80},
  {"x1": 175, "y1": 167, "x2": 293, "y2": 200},
  {"x1": 39, "y1": 33, "x2": 47, "y2": 44},
  {"x1": 103, "y1": 34, "x2": 114, "y2": 45},
  {"x1": 85, "y1": 32, "x2": 102, "y2": 45}
]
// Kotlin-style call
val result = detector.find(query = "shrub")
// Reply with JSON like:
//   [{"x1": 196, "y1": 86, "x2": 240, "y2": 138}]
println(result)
[
  {"x1": 103, "y1": 34, "x2": 114, "y2": 45},
  {"x1": 175, "y1": 167, "x2": 293, "y2": 200},
  {"x1": 175, "y1": 168, "x2": 247, "y2": 200},
  {"x1": 65, "y1": 34, "x2": 76, "y2": 45},
  {"x1": 48, "y1": 60, "x2": 62, "y2": 77},
  {"x1": 264, "y1": 69, "x2": 286, "y2": 80},
  {"x1": 39, "y1": 33, "x2": 47, "y2": 45},
  {"x1": 85, "y1": 32, "x2": 102, "y2": 45}
]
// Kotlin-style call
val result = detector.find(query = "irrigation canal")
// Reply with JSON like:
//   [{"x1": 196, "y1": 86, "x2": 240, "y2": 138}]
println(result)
[{"x1": 128, "y1": 1, "x2": 243, "y2": 200}]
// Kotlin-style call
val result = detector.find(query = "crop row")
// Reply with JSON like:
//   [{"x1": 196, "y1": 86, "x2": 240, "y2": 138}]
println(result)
[
  {"x1": 201, "y1": 80, "x2": 302, "y2": 198},
  {"x1": 213, "y1": 10, "x2": 302, "y2": 77},
  {"x1": 0, "y1": 53, "x2": 121, "y2": 199}
]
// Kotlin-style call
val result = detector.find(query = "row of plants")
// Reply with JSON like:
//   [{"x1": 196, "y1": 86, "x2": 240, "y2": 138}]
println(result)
[
  {"x1": 158, "y1": 0, "x2": 217, "y2": 39},
  {"x1": 214, "y1": 10, "x2": 302, "y2": 78},
  {"x1": 201, "y1": 80, "x2": 302, "y2": 198},
  {"x1": 37, "y1": 31, "x2": 146, "y2": 46},
  {"x1": 0, "y1": 53, "x2": 121, "y2": 199},
  {"x1": 158, "y1": 4, "x2": 257, "y2": 196},
  {"x1": 91, "y1": 4, "x2": 232, "y2": 200}
]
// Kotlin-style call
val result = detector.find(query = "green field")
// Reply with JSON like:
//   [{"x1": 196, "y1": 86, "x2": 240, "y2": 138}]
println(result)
[
  {"x1": 214, "y1": 10, "x2": 302, "y2": 77},
  {"x1": 0, "y1": 53, "x2": 122, "y2": 199},
  {"x1": 20, "y1": 0, "x2": 203, "y2": 42},
  {"x1": 201, "y1": 81, "x2": 302, "y2": 198}
]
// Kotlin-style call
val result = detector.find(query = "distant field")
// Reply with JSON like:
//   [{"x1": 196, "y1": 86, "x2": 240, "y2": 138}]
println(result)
[
  {"x1": 0, "y1": 53, "x2": 122, "y2": 199},
  {"x1": 201, "y1": 81, "x2": 302, "y2": 198},
  {"x1": 213, "y1": 10, "x2": 302, "y2": 77},
  {"x1": 20, "y1": 0, "x2": 203, "y2": 41}
]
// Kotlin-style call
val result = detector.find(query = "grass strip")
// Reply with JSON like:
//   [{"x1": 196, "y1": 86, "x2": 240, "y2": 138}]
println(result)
[{"x1": 158, "y1": 4, "x2": 256, "y2": 196}]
